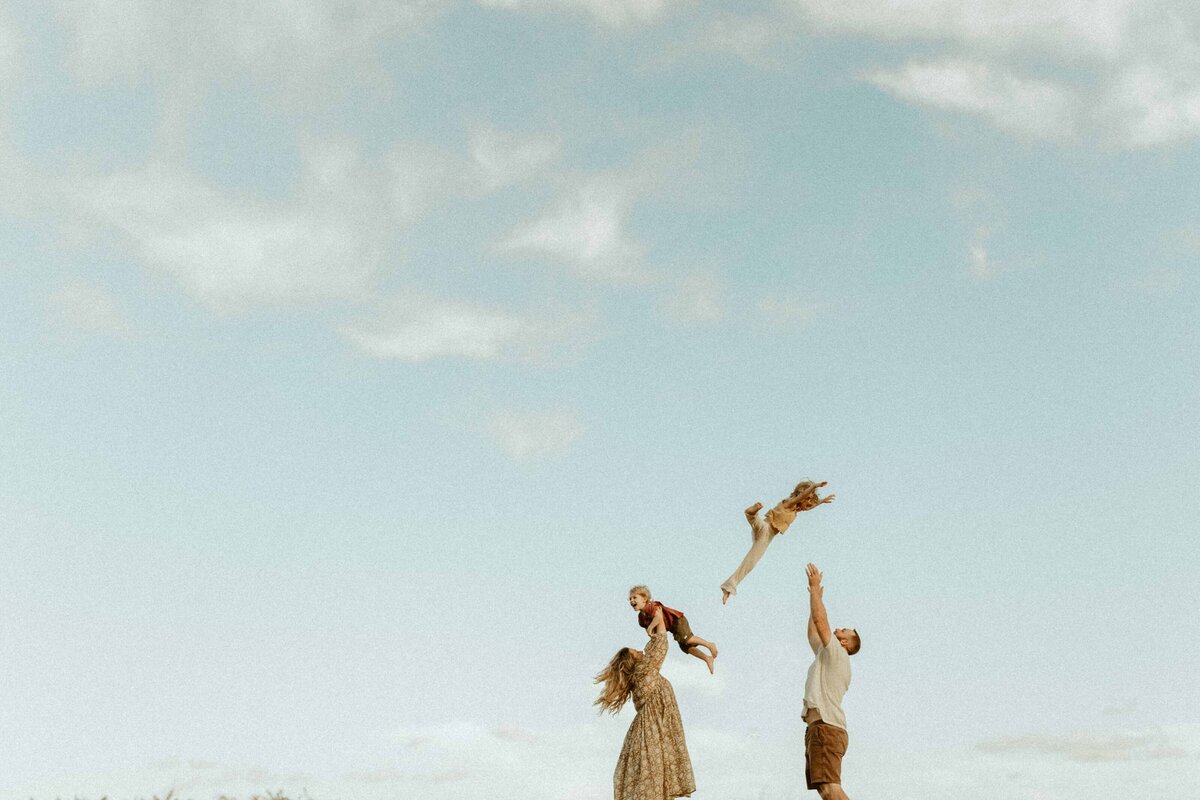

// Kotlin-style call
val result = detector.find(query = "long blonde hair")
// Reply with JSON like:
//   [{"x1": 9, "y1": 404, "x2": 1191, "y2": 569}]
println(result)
[
  {"x1": 593, "y1": 647, "x2": 638, "y2": 715},
  {"x1": 791, "y1": 480, "x2": 820, "y2": 499}
]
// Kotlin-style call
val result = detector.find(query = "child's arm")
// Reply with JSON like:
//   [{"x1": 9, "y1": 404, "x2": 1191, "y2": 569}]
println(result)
[{"x1": 786, "y1": 481, "x2": 835, "y2": 512}]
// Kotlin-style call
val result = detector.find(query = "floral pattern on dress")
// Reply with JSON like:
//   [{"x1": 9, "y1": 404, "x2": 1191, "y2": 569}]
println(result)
[{"x1": 613, "y1": 632, "x2": 696, "y2": 800}]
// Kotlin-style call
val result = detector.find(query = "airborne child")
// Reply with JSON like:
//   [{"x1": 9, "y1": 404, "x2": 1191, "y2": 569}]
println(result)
[
  {"x1": 721, "y1": 480, "x2": 835, "y2": 604},
  {"x1": 628, "y1": 586, "x2": 718, "y2": 673}
]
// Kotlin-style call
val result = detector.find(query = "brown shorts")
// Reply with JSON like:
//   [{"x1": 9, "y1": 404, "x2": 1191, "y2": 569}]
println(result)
[
  {"x1": 669, "y1": 615, "x2": 694, "y2": 652},
  {"x1": 805, "y1": 721, "x2": 848, "y2": 789}
]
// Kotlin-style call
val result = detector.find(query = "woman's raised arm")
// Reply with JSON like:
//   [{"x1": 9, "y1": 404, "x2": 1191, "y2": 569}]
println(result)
[{"x1": 644, "y1": 630, "x2": 668, "y2": 673}]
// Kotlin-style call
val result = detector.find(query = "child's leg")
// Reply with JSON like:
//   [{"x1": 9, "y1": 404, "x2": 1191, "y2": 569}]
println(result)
[
  {"x1": 684, "y1": 637, "x2": 717, "y2": 673},
  {"x1": 720, "y1": 511, "x2": 776, "y2": 601}
]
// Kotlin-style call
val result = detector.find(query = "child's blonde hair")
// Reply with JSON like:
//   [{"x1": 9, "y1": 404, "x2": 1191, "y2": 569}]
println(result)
[
  {"x1": 791, "y1": 480, "x2": 820, "y2": 499},
  {"x1": 628, "y1": 585, "x2": 652, "y2": 600}
]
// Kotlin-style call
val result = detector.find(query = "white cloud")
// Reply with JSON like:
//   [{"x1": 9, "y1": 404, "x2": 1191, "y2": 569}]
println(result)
[
  {"x1": 6, "y1": 757, "x2": 317, "y2": 800},
  {"x1": 53, "y1": 134, "x2": 499, "y2": 313},
  {"x1": 1105, "y1": 63, "x2": 1200, "y2": 148},
  {"x1": 968, "y1": 225, "x2": 994, "y2": 279},
  {"x1": 490, "y1": 409, "x2": 585, "y2": 462},
  {"x1": 339, "y1": 294, "x2": 540, "y2": 362},
  {"x1": 476, "y1": 0, "x2": 680, "y2": 28},
  {"x1": 46, "y1": 279, "x2": 132, "y2": 334},
  {"x1": 687, "y1": 14, "x2": 788, "y2": 63},
  {"x1": 789, "y1": 0, "x2": 1135, "y2": 61},
  {"x1": 470, "y1": 126, "x2": 561, "y2": 192},
  {"x1": 0, "y1": 6, "x2": 20, "y2": 102},
  {"x1": 968, "y1": 241, "x2": 991, "y2": 279},
  {"x1": 788, "y1": 1, "x2": 1200, "y2": 149},
  {"x1": 52, "y1": 0, "x2": 442, "y2": 91},
  {"x1": 865, "y1": 59, "x2": 1080, "y2": 141},
  {"x1": 66, "y1": 160, "x2": 384, "y2": 313},
  {"x1": 384, "y1": 140, "x2": 478, "y2": 220},
  {"x1": 9, "y1": 723, "x2": 1200, "y2": 800},
  {"x1": 498, "y1": 177, "x2": 646, "y2": 282},
  {"x1": 978, "y1": 729, "x2": 1192, "y2": 762}
]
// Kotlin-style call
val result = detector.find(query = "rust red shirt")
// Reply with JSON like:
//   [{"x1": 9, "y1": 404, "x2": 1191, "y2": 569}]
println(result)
[{"x1": 637, "y1": 600, "x2": 685, "y2": 631}]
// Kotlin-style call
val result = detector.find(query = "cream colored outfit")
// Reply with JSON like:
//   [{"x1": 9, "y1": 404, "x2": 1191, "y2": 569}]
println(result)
[{"x1": 720, "y1": 500, "x2": 797, "y2": 596}]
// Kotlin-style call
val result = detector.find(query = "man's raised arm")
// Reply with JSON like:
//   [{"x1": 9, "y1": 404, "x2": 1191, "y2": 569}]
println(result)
[{"x1": 806, "y1": 563, "x2": 832, "y2": 648}]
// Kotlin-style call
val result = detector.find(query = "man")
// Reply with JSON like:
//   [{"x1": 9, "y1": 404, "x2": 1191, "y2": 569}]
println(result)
[{"x1": 803, "y1": 562, "x2": 860, "y2": 800}]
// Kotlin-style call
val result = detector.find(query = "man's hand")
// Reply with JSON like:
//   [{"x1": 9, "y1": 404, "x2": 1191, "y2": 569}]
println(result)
[{"x1": 806, "y1": 563, "x2": 823, "y2": 592}]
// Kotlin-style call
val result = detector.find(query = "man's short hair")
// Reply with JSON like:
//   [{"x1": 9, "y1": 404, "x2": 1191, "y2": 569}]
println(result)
[{"x1": 848, "y1": 629, "x2": 861, "y2": 655}]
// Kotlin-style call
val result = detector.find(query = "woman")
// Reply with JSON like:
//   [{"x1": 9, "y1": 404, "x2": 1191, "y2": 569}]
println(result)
[{"x1": 594, "y1": 631, "x2": 696, "y2": 799}]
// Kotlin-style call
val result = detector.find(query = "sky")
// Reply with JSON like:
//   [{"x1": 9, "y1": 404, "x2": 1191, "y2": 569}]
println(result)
[{"x1": 1, "y1": 1, "x2": 1199, "y2": 799}]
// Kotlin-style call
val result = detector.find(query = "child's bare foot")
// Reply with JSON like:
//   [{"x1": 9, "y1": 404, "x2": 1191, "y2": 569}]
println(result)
[
  {"x1": 721, "y1": 589, "x2": 732, "y2": 605},
  {"x1": 744, "y1": 501, "x2": 763, "y2": 519},
  {"x1": 702, "y1": 652, "x2": 715, "y2": 674}
]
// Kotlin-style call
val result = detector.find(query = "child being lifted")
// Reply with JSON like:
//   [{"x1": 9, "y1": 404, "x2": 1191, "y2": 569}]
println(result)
[
  {"x1": 721, "y1": 480, "x2": 835, "y2": 604},
  {"x1": 629, "y1": 586, "x2": 719, "y2": 673}
]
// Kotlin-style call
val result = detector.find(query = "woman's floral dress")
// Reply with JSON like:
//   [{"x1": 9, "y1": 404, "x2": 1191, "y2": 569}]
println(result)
[{"x1": 614, "y1": 632, "x2": 696, "y2": 800}]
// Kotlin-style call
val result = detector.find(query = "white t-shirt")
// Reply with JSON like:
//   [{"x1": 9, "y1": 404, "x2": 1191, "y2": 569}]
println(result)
[{"x1": 802, "y1": 630, "x2": 852, "y2": 730}]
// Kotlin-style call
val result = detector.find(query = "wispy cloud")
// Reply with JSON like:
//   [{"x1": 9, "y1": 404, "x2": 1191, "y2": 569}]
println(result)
[
  {"x1": 791, "y1": 0, "x2": 1200, "y2": 149},
  {"x1": 978, "y1": 730, "x2": 1191, "y2": 762},
  {"x1": 0, "y1": 6, "x2": 20, "y2": 105},
  {"x1": 46, "y1": 279, "x2": 132, "y2": 334},
  {"x1": 788, "y1": 0, "x2": 1133, "y2": 60},
  {"x1": 8, "y1": 756, "x2": 316, "y2": 800},
  {"x1": 1105, "y1": 64, "x2": 1200, "y2": 148},
  {"x1": 656, "y1": 14, "x2": 792, "y2": 66},
  {"x1": 865, "y1": 60, "x2": 1080, "y2": 141},
  {"x1": 497, "y1": 176, "x2": 646, "y2": 282},
  {"x1": 967, "y1": 226, "x2": 994, "y2": 279},
  {"x1": 52, "y1": 0, "x2": 443, "y2": 91},
  {"x1": 52, "y1": 131, "x2": 530, "y2": 314},
  {"x1": 340, "y1": 294, "x2": 591, "y2": 363},
  {"x1": 476, "y1": 0, "x2": 680, "y2": 28},
  {"x1": 65, "y1": 160, "x2": 384, "y2": 313},
  {"x1": 340, "y1": 294, "x2": 541, "y2": 362},
  {"x1": 470, "y1": 126, "x2": 561, "y2": 192},
  {"x1": 490, "y1": 409, "x2": 585, "y2": 462},
  {"x1": 11, "y1": 723, "x2": 1200, "y2": 800}
]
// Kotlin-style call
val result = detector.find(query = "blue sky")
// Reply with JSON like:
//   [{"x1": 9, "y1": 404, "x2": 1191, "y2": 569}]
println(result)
[{"x1": 2, "y1": 2, "x2": 1199, "y2": 799}]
